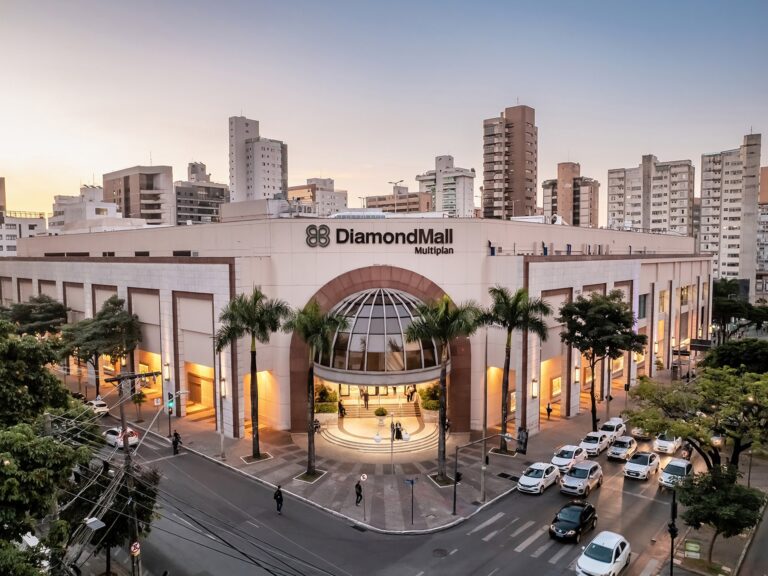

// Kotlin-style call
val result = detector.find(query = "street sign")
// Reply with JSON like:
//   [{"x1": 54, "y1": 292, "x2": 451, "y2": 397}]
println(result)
[
  {"x1": 153, "y1": 398, "x2": 161, "y2": 407},
  {"x1": 684, "y1": 539, "x2": 701, "y2": 559},
  {"x1": 130, "y1": 541, "x2": 141, "y2": 557},
  {"x1": 360, "y1": 473, "x2": 368, "y2": 482}
]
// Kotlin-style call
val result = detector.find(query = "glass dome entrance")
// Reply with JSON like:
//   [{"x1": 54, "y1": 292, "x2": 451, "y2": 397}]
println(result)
[{"x1": 318, "y1": 288, "x2": 440, "y2": 373}]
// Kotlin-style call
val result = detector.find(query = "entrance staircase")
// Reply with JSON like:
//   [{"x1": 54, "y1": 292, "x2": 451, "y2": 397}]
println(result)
[
  {"x1": 319, "y1": 421, "x2": 438, "y2": 453},
  {"x1": 343, "y1": 402, "x2": 421, "y2": 419}
]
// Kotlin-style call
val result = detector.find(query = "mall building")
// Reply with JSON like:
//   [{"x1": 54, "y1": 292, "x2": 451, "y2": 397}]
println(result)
[{"x1": 0, "y1": 216, "x2": 712, "y2": 440}]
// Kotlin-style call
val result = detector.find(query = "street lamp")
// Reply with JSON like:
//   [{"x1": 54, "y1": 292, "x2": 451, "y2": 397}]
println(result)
[
  {"x1": 388, "y1": 180, "x2": 403, "y2": 213},
  {"x1": 453, "y1": 432, "x2": 514, "y2": 515}
]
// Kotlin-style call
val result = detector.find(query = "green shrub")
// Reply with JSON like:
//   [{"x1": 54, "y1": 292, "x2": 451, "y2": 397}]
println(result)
[
  {"x1": 315, "y1": 384, "x2": 338, "y2": 403},
  {"x1": 374, "y1": 407, "x2": 387, "y2": 417},
  {"x1": 422, "y1": 399, "x2": 440, "y2": 411},
  {"x1": 315, "y1": 402, "x2": 337, "y2": 414},
  {"x1": 419, "y1": 383, "x2": 440, "y2": 403}
]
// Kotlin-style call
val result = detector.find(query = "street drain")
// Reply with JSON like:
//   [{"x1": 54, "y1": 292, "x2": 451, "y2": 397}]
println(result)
[
  {"x1": 497, "y1": 472, "x2": 511, "y2": 479},
  {"x1": 432, "y1": 548, "x2": 449, "y2": 558}
]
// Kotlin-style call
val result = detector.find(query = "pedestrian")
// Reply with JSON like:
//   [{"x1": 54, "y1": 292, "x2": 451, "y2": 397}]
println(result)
[
  {"x1": 172, "y1": 430, "x2": 182, "y2": 455},
  {"x1": 546, "y1": 402, "x2": 552, "y2": 420},
  {"x1": 338, "y1": 399, "x2": 346, "y2": 418},
  {"x1": 395, "y1": 421, "x2": 403, "y2": 440},
  {"x1": 274, "y1": 485, "x2": 283, "y2": 514},
  {"x1": 363, "y1": 390, "x2": 369, "y2": 409},
  {"x1": 355, "y1": 481, "x2": 363, "y2": 506}
]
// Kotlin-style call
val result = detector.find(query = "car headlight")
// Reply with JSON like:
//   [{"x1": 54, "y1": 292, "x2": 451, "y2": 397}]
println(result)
[
  {"x1": 550, "y1": 524, "x2": 557, "y2": 531},
  {"x1": 565, "y1": 530, "x2": 576, "y2": 536}
]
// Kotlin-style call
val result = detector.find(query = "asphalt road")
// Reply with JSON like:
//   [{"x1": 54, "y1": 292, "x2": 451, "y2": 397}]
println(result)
[{"x1": 97, "y1": 419, "x2": 694, "y2": 576}]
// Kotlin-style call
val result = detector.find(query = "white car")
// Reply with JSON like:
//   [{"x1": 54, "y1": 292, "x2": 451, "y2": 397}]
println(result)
[
  {"x1": 623, "y1": 451, "x2": 660, "y2": 480},
  {"x1": 607, "y1": 436, "x2": 638, "y2": 461},
  {"x1": 560, "y1": 461, "x2": 603, "y2": 497},
  {"x1": 86, "y1": 400, "x2": 110, "y2": 417},
  {"x1": 630, "y1": 426, "x2": 652, "y2": 441},
  {"x1": 576, "y1": 530, "x2": 631, "y2": 576},
  {"x1": 580, "y1": 431, "x2": 611, "y2": 456},
  {"x1": 599, "y1": 418, "x2": 627, "y2": 443},
  {"x1": 659, "y1": 458, "x2": 693, "y2": 490},
  {"x1": 103, "y1": 427, "x2": 139, "y2": 449},
  {"x1": 653, "y1": 432, "x2": 682, "y2": 454},
  {"x1": 517, "y1": 462, "x2": 560, "y2": 495},
  {"x1": 551, "y1": 445, "x2": 588, "y2": 473}
]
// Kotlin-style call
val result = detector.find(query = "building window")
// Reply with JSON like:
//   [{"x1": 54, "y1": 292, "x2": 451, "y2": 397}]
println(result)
[
  {"x1": 638, "y1": 294, "x2": 648, "y2": 319},
  {"x1": 659, "y1": 290, "x2": 669, "y2": 314}
]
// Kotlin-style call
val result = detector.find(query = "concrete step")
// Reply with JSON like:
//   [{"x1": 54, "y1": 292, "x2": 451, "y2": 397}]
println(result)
[
  {"x1": 342, "y1": 404, "x2": 421, "y2": 418},
  {"x1": 319, "y1": 425, "x2": 439, "y2": 453}
]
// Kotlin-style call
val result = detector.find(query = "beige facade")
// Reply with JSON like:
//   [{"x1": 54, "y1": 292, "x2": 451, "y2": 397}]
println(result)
[
  {"x1": 760, "y1": 166, "x2": 768, "y2": 204},
  {"x1": 103, "y1": 165, "x2": 175, "y2": 226},
  {"x1": 365, "y1": 189, "x2": 432, "y2": 213},
  {"x1": 542, "y1": 162, "x2": 600, "y2": 227},
  {"x1": 1, "y1": 217, "x2": 711, "y2": 441},
  {"x1": 482, "y1": 105, "x2": 537, "y2": 219},
  {"x1": 287, "y1": 179, "x2": 348, "y2": 217}
]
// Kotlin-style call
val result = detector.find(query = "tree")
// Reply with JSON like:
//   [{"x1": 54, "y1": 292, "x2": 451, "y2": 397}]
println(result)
[
  {"x1": 481, "y1": 287, "x2": 551, "y2": 453},
  {"x1": 132, "y1": 390, "x2": 146, "y2": 422},
  {"x1": 3, "y1": 294, "x2": 69, "y2": 337},
  {"x1": 405, "y1": 295, "x2": 480, "y2": 482},
  {"x1": 701, "y1": 338, "x2": 768, "y2": 374},
  {"x1": 0, "y1": 542, "x2": 46, "y2": 576},
  {"x1": 677, "y1": 466, "x2": 766, "y2": 564},
  {"x1": 558, "y1": 290, "x2": 646, "y2": 432},
  {"x1": 711, "y1": 279, "x2": 752, "y2": 344},
  {"x1": 283, "y1": 300, "x2": 348, "y2": 477},
  {"x1": 0, "y1": 320, "x2": 70, "y2": 427},
  {"x1": 215, "y1": 287, "x2": 290, "y2": 460},
  {"x1": 60, "y1": 296, "x2": 141, "y2": 397}
]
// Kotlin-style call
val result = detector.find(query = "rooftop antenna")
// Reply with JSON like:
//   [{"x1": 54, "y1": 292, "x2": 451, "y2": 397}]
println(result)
[
  {"x1": 149, "y1": 151, "x2": 153, "y2": 166},
  {"x1": 516, "y1": 96, "x2": 519, "y2": 105}
]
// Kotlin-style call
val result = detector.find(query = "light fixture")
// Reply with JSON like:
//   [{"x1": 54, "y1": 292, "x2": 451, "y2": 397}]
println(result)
[
  {"x1": 220, "y1": 376, "x2": 227, "y2": 398},
  {"x1": 654, "y1": 341, "x2": 659, "y2": 354},
  {"x1": 120, "y1": 356, "x2": 127, "y2": 367},
  {"x1": 163, "y1": 362, "x2": 170, "y2": 381},
  {"x1": 573, "y1": 366, "x2": 580, "y2": 384},
  {"x1": 671, "y1": 337, "x2": 676, "y2": 348},
  {"x1": 698, "y1": 327, "x2": 703, "y2": 338},
  {"x1": 531, "y1": 377, "x2": 539, "y2": 399}
]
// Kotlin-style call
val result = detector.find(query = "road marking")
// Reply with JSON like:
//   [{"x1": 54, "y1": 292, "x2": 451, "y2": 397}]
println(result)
[
  {"x1": 449, "y1": 548, "x2": 458, "y2": 555},
  {"x1": 531, "y1": 538, "x2": 555, "y2": 558},
  {"x1": 511, "y1": 520, "x2": 535, "y2": 538},
  {"x1": 639, "y1": 558, "x2": 660, "y2": 576},
  {"x1": 482, "y1": 530, "x2": 499, "y2": 542},
  {"x1": 415, "y1": 572, "x2": 424, "y2": 576},
  {"x1": 514, "y1": 525, "x2": 547, "y2": 553},
  {"x1": 246, "y1": 520, "x2": 259, "y2": 529},
  {"x1": 485, "y1": 569, "x2": 499, "y2": 576},
  {"x1": 548, "y1": 544, "x2": 573, "y2": 564},
  {"x1": 467, "y1": 512, "x2": 505, "y2": 535},
  {"x1": 141, "y1": 453, "x2": 188, "y2": 465}
]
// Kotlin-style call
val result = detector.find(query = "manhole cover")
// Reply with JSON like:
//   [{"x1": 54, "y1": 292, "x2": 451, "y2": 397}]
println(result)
[
  {"x1": 433, "y1": 549, "x2": 449, "y2": 558},
  {"x1": 509, "y1": 475, "x2": 520, "y2": 481}
]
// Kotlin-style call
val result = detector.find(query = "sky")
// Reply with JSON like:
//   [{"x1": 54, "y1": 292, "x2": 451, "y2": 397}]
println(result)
[{"x1": 1, "y1": 0, "x2": 767, "y2": 224}]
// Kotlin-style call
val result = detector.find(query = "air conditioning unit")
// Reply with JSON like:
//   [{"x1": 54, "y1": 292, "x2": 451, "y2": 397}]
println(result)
[{"x1": 191, "y1": 251, "x2": 199, "y2": 257}]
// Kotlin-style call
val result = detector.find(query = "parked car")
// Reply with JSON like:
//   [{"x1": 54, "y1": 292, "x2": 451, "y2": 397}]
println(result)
[
  {"x1": 607, "y1": 436, "x2": 638, "y2": 461},
  {"x1": 69, "y1": 390, "x2": 86, "y2": 402},
  {"x1": 576, "y1": 531, "x2": 631, "y2": 576},
  {"x1": 549, "y1": 500, "x2": 598, "y2": 543},
  {"x1": 517, "y1": 462, "x2": 560, "y2": 495},
  {"x1": 630, "y1": 426, "x2": 652, "y2": 441},
  {"x1": 599, "y1": 418, "x2": 627, "y2": 443},
  {"x1": 579, "y1": 431, "x2": 611, "y2": 456},
  {"x1": 551, "y1": 445, "x2": 588, "y2": 473},
  {"x1": 653, "y1": 431, "x2": 682, "y2": 454},
  {"x1": 659, "y1": 458, "x2": 693, "y2": 490},
  {"x1": 560, "y1": 461, "x2": 604, "y2": 497},
  {"x1": 86, "y1": 400, "x2": 110, "y2": 417},
  {"x1": 103, "y1": 427, "x2": 139, "y2": 449},
  {"x1": 623, "y1": 451, "x2": 660, "y2": 480}
]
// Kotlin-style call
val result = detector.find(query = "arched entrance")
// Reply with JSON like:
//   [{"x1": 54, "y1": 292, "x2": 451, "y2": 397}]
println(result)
[{"x1": 288, "y1": 266, "x2": 472, "y2": 433}]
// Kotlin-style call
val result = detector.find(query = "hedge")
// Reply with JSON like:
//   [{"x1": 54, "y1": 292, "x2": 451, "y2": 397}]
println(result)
[{"x1": 315, "y1": 402, "x2": 337, "y2": 414}]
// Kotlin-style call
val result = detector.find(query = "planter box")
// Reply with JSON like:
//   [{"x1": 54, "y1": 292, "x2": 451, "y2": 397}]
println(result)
[
  {"x1": 421, "y1": 409, "x2": 438, "y2": 423},
  {"x1": 314, "y1": 413, "x2": 338, "y2": 425}
]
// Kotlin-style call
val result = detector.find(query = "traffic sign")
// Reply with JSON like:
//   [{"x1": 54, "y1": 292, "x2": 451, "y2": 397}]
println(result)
[
  {"x1": 153, "y1": 398, "x2": 161, "y2": 407},
  {"x1": 360, "y1": 473, "x2": 368, "y2": 482},
  {"x1": 130, "y1": 541, "x2": 140, "y2": 556}
]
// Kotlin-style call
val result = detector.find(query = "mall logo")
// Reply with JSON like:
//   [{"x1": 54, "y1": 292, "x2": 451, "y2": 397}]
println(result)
[{"x1": 305, "y1": 224, "x2": 454, "y2": 255}]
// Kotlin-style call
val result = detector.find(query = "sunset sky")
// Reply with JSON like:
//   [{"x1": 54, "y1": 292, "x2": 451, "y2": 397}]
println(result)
[{"x1": 1, "y1": 0, "x2": 766, "y2": 223}]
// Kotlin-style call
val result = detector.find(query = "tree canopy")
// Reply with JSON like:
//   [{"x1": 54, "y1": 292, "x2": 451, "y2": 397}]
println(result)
[
  {"x1": 701, "y1": 338, "x2": 768, "y2": 374},
  {"x1": 1, "y1": 294, "x2": 69, "y2": 336},
  {"x1": 711, "y1": 279, "x2": 768, "y2": 344},
  {"x1": 558, "y1": 290, "x2": 646, "y2": 431}
]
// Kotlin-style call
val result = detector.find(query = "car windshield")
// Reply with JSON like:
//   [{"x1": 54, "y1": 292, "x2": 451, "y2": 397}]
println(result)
[
  {"x1": 556, "y1": 449, "x2": 574, "y2": 459},
  {"x1": 582, "y1": 436, "x2": 598, "y2": 444},
  {"x1": 629, "y1": 453, "x2": 650, "y2": 465},
  {"x1": 601, "y1": 424, "x2": 616, "y2": 432},
  {"x1": 658, "y1": 433, "x2": 675, "y2": 442},
  {"x1": 557, "y1": 507, "x2": 582, "y2": 523},
  {"x1": 524, "y1": 467, "x2": 544, "y2": 478},
  {"x1": 568, "y1": 467, "x2": 590, "y2": 479},
  {"x1": 665, "y1": 464, "x2": 687, "y2": 476},
  {"x1": 584, "y1": 543, "x2": 614, "y2": 563},
  {"x1": 613, "y1": 440, "x2": 630, "y2": 448}
]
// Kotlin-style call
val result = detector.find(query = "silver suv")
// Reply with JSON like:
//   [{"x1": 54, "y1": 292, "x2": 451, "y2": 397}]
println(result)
[{"x1": 560, "y1": 461, "x2": 604, "y2": 497}]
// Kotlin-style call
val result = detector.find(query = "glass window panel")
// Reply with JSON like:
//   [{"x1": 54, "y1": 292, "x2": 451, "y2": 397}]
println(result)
[
  {"x1": 405, "y1": 337, "x2": 420, "y2": 351},
  {"x1": 395, "y1": 304, "x2": 408, "y2": 316},
  {"x1": 352, "y1": 318, "x2": 368, "y2": 335},
  {"x1": 400, "y1": 318, "x2": 412, "y2": 333},
  {"x1": 360, "y1": 305, "x2": 373, "y2": 317},
  {"x1": 369, "y1": 318, "x2": 385, "y2": 334},
  {"x1": 405, "y1": 350, "x2": 422, "y2": 369},
  {"x1": 385, "y1": 343, "x2": 405, "y2": 371},
  {"x1": 368, "y1": 335, "x2": 385, "y2": 352},
  {"x1": 422, "y1": 342, "x2": 437, "y2": 366},
  {"x1": 348, "y1": 351, "x2": 364, "y2": 371},
  {"x1": 367, "y1": 351, "x2": 385, "y2": 371},
  {"x1": 386, "y1": 318, "x2": 402, "y2": 333},
  {"x1": 350, "y1": 335, "x2": 367, "y2": 352},
  {"x1": 371, "y1": 302, "x2": 385, "y2": 317}
]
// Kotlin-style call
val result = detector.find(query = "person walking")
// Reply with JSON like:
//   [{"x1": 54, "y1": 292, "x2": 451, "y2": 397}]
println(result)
[
  {"x1": 338, "y1": 399, "x2": 346, "y2": 418},
  {"x1": 274, "y1": 485, "x2": 283, "y2": 514},
  {"x1": 355, "y1": 481, "x2": 363, "y2": 506},
  {"x1": 172, "y1": 430, "x2": 182, "y2": 455},
  {"x1": 363, "y1": 390, "x2": 369, "y2": 409},
  {"x1": 546, "y1": 402, "x2": 553, "y2": 421}
]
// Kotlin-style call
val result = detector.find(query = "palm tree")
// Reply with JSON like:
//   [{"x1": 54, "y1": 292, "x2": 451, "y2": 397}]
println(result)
[
  {"x1": 283, "y1": 299, "x2": 349, "y2": 477},
  {"x1": 215, "y1": 287, "x2": 290, "y2": 460},
  {"x1": 481, "y1": 287, "x2": 552, "y2": 452},
  {"x1": 405, "y1": 295, "x2": 480, "y2": 482}
]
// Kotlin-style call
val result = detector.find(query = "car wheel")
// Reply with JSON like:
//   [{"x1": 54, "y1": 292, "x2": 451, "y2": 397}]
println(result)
[
  {"x1": 584, "y1": 486, "x2": 591, "y2": 497},
  {"x1": 591, "y1": 518, "x2": 597, "y2": 530},
  {"x1": 575, "y1": 531, "x2": 581, "y2": 544},
  {"x1": 539, "y1": 485, "x2": 544, "y2": 494}
]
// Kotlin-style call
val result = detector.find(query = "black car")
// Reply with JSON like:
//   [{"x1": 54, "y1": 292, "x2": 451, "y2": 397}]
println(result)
[
  {"x1": 548, "y1": 500, "x2": 597, "y2": 543},
  {"x1": 69, "y1": 391, "x2": 86, "y2": 402}
]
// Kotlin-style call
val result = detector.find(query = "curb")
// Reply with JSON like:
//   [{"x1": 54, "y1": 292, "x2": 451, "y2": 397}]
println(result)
[
  {"x1": 734, "y1": 501, "x2": 767, "y2": 576},
  {"x1": 133, "y1": 422, "x2": 518, "y2": 535}
]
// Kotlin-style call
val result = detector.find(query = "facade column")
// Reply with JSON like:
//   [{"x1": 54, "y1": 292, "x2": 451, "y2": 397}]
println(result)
[
  {"x1": 159, "y1": 290, "x2": 176, "y2": 423},
  {"x1": 649, "y1": 281, "x2": 658, "y2": 378}
]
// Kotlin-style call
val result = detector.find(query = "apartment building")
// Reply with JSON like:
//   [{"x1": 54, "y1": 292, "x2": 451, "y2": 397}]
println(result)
[
  {"x1": 48, "y1": 185, "x2": 121, "y2": 235},
  {"x1": 103, "y1": 165, "x2": 174, "y2": 226},
  {"x1": 542, "y1": 162, "x2": 600, "y2": 227},
  {"x1": 174, "y1": 162, "x2": 229, "y2": 225},
  {"x1": 482, "y1": 105, "x2": 537, "y2": 219},
  {"x1": 415, "y1": 156, "x2": 475, "y2": 218},
  {"x1": 699, "y1": 134, "x2": 761, "y2": 299},
  {"x1": 365, "y1": 185, "x2": 432, "y2": 213},
  {"x1": 228, "y1": 116, "x2": 287, "y2": 203},
  {"x1": 287, "y1": 178, "x2": 348, "y2": 217},
  {"x1": 0, "y1": 178, "x2": 46, "y2": 258},
  {"x1": 607, "y1": 155, "x2": 694, "y2": 235}
]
